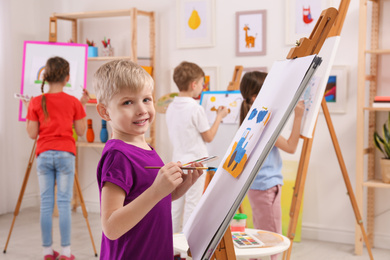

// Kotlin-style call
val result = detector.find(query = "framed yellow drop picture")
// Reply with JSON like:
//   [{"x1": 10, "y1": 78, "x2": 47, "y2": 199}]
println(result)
[{"x1": 176, "y1": 0, "x2": 216, "y2": 48}]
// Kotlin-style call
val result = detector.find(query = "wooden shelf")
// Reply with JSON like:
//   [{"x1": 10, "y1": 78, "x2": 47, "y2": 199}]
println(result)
[
  {"x1": 363, "y1": 179, "x2": 390, "y2": 188},
  {"x1": 357, "y1": 0, "x2": 390, "y2": 255},
  {"x1": 88, "y1": 56, "x2": 132, "y2": 61},
  {"x1": 52, "y1": 9, "x2": 153, "y2": 20},
  {"x1": 363, "y1": 107, "x2": 390, "y2": 111},
  {"x1": 365, "y1": 49, "x2": 390, "y2": 54},
  {"x1": 87, "y1": 56, "x2": 151, "y2": 62},
  {"x1": 50, "y1": 7, "x2": 156, "y2": 148}
]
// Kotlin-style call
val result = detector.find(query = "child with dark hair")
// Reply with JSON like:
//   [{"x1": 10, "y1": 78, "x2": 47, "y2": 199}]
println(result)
[{"x1": 240, "y1": 71, "x2": 304, "y2": 260}]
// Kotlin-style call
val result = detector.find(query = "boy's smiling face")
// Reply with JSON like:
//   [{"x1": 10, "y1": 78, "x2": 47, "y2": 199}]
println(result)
[{"x1": 105, "y1": 87, "x2": 155, "y2": 143}]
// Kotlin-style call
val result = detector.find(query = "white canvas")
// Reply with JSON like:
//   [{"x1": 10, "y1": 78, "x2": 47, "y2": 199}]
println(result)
[{"x1": 184, "y1": 55, "x2": 321, "y2": 260}]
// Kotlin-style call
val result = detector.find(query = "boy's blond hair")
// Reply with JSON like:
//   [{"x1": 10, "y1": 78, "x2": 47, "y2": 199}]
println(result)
[
  {"x1": 93, "y1": 60, "x2": 154, "y2": 105},
  {"x1": 173, "y1": 61, "x2": 204, "y2": 92}
]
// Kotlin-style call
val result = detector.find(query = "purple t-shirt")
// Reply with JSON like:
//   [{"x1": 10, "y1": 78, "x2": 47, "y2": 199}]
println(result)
[{"x1": 97, "y1": 139, "x2": 173, "y2": 260}]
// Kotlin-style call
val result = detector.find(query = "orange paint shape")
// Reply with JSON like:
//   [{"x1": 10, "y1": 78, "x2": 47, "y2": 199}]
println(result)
[{"x1": 223, "y1": 142, "x2": 248, "y2": 178}]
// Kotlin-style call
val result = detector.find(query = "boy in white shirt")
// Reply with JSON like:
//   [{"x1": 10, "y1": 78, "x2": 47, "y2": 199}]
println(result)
[{"x1": 166, "y1": 61, "x2": 228, "y2": 234}]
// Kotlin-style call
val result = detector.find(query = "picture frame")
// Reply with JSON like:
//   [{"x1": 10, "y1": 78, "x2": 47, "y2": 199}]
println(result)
[
  {"x1": 323, "y1": 66, "x2": 348, "y2": 114},
  {"x1": 176, "y1": 0, "x2": 216, "y2": 48},
  {"x1": 285, "y1": 0, "x2": 331, "y2": 45},
  {"x1": 236, "y1": 10, "x2": 267, "y2": 56},
  {"x1": 202, "y1": 66, "x2": 219, "y2": 90}
]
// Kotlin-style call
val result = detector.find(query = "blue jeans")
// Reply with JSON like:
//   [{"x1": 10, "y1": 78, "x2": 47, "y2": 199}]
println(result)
[{"x1": 36, "y1": 150, "x2": 75, "y2": 247}]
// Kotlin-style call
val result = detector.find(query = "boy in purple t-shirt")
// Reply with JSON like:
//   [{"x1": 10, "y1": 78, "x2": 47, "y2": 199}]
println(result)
[{"x1": 93, "y1": 60, "x2": 204, "y2": 260}]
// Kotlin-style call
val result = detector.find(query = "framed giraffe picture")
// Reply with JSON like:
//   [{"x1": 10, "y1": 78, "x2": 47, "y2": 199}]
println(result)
[{"x1": 235, "y1": 10, "x2": 267, "y2": 56}]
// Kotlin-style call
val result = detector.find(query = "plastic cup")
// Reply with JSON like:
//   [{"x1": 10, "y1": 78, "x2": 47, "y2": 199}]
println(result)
[{"x1": 230, "y1": 213, "x2": 247, "y2": 232}]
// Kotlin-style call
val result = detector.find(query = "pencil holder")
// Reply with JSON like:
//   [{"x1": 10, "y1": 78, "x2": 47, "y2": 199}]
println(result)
[
  {"x1": 102, "y1": 47, "x2": 114, "y2": 57},
  {"x1": 88, "y1": 46, "x2": 98, "y2": 57}
]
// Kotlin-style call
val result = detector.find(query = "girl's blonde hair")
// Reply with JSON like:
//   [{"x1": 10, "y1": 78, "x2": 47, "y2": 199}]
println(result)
[
  {"x1": 239, "y1": 71, "x2": 268, "y2": 125},
  {"x1": 93, "y1": 60, "x2": 154, "y2": 106},
  {"x1": 41, "y1": 56, "x2": 70, "y2": 120}
]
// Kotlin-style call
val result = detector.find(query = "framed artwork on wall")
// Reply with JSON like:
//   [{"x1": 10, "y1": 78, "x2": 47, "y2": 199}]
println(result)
[
  {"x1": 202, "y1": 66, "x2": 219, "y2": 90},
  {"x1": 236, "y1": 10, "x2": 267, "y2": 56},
  {"x1": 285, "y1": 0, "x2": 331, "y2": 45},
  {"x1": 176, "y1": 0, "x2": 216, "y2": 48},
  {"x1": 323, "y1": 65, "x2": 348, "y2": 114}
]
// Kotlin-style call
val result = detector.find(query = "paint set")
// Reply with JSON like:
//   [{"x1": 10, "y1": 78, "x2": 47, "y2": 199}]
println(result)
[{"x1": 231, "y1": 232, "x2": 264, "y2": 248}]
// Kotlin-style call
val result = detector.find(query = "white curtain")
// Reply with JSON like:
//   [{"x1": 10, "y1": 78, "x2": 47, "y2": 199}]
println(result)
[{"x1": 0, "y1": 0, "x2": 9, "y2": 214}]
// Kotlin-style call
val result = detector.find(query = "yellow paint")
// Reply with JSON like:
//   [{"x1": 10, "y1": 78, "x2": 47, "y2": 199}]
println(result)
[
  {"x1": 188, "y1": 9, "x2": 201, "y2": 30},
  {"x1": 210, "y1": 96, "x2": 216, "y2": 102},
  {"x1": 229, "y1": 101, "x2": 237, "y2": 107}
]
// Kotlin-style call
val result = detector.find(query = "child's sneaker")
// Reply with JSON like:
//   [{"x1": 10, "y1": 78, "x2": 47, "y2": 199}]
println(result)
[
  {"x1": 44, "y1": 250, "x2": 59, "y2": 260},
  {"x1": 58, "y1": 254, "x2": 75, "y2": 260}
]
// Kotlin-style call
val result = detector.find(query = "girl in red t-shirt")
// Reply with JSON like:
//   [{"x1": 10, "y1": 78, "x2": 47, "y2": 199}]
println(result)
[{"x1": 25, "y1": 56, "x2": 89, "y2": 260}]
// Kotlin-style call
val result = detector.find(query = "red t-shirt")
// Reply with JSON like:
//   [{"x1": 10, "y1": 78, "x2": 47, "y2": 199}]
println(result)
[{"x1": 27, "y1": 92, "x2": 86, "y2": 156}]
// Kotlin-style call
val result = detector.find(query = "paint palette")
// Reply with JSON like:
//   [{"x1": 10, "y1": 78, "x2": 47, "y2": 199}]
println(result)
[{"x1": 231, "y1": 232, "x2": 265, "y2": 248}]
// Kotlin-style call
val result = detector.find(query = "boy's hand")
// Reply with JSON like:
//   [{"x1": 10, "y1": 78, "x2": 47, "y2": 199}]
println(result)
[
  {"x1": 151, "y1": 162, "x2": 183, "y2": 199},
  {"x1": 217, "y1": 106, "x2": 229, "y2": 119},
  {"x1": 294, "y1": 100, "x2": 305, "y2": 118},
  {"x1": 171, "y1": 162, "x2": 204, "y2": 200},
  {"x1": 80, "y1": 89, "x2": 90, "y2": 106}
]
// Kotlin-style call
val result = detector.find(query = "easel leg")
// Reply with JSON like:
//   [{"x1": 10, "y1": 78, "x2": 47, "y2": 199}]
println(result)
[
  {"x1": 284, "y1": 99, "x2": 374, "y2": 260},
  {"x1": 73, "y1": 170, "x2": 98, "y2": 257},
  {"x1": 320, "y1": 98, "x2": 374, "y2": 259},
  {"x1": 283, "y1": 137, "x2": 314, "y2": 260},
  {"x1": 3, "y1": 140, "x2": 36, "y2": 253},
  {"x1": 211, "y1": 227, "x2": 236, "y2": 260}
]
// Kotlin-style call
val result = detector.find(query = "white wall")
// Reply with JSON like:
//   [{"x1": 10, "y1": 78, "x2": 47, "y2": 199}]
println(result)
[{"x1": 1, "y1": 0, "x2": 389, "y2": 250}]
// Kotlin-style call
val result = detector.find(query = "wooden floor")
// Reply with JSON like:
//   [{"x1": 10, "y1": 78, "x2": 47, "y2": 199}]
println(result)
[{"x1": 0, "y1": 207, "x2": 389, "y2": 260}]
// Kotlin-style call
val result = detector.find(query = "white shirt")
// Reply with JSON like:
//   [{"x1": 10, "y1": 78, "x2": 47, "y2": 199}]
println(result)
[{"x1": 165, "y1": 97, "x2": 210, "y2": 163}]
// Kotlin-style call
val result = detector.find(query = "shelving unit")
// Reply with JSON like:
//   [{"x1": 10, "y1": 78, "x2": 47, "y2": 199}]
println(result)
[
  {"x1": 49, "y1": 8, "x2": 156, "y2": 147},
  {"x1": 356, "y1": 0, "x2": 390, "y2": 254}
]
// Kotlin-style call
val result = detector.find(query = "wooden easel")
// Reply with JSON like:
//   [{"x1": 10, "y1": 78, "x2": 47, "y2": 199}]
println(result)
[
  {"x1": 227, "y1": 66, "x2": 243, "y2": 91},
  {"x1": 282, "y1": 1, "x2": 374, "y2": 260},
  {"x1": 3, "y1": 141, "x2": 98, "y2": 257}
]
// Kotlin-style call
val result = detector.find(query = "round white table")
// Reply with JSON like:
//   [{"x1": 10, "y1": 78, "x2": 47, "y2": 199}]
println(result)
[{"x1": 173, "y1": 228, "x2": 291, "y2": 260}]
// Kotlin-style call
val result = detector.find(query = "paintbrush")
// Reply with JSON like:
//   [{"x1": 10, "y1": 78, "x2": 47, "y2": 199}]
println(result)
[{"x1": 145, "y1": 166, "x2": 216, "y2": 170}]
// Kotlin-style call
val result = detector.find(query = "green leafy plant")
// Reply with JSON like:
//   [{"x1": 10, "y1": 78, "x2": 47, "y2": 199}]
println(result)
[{"x1": 374, "y1": 112, "x2": 390, "y2": 159}]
